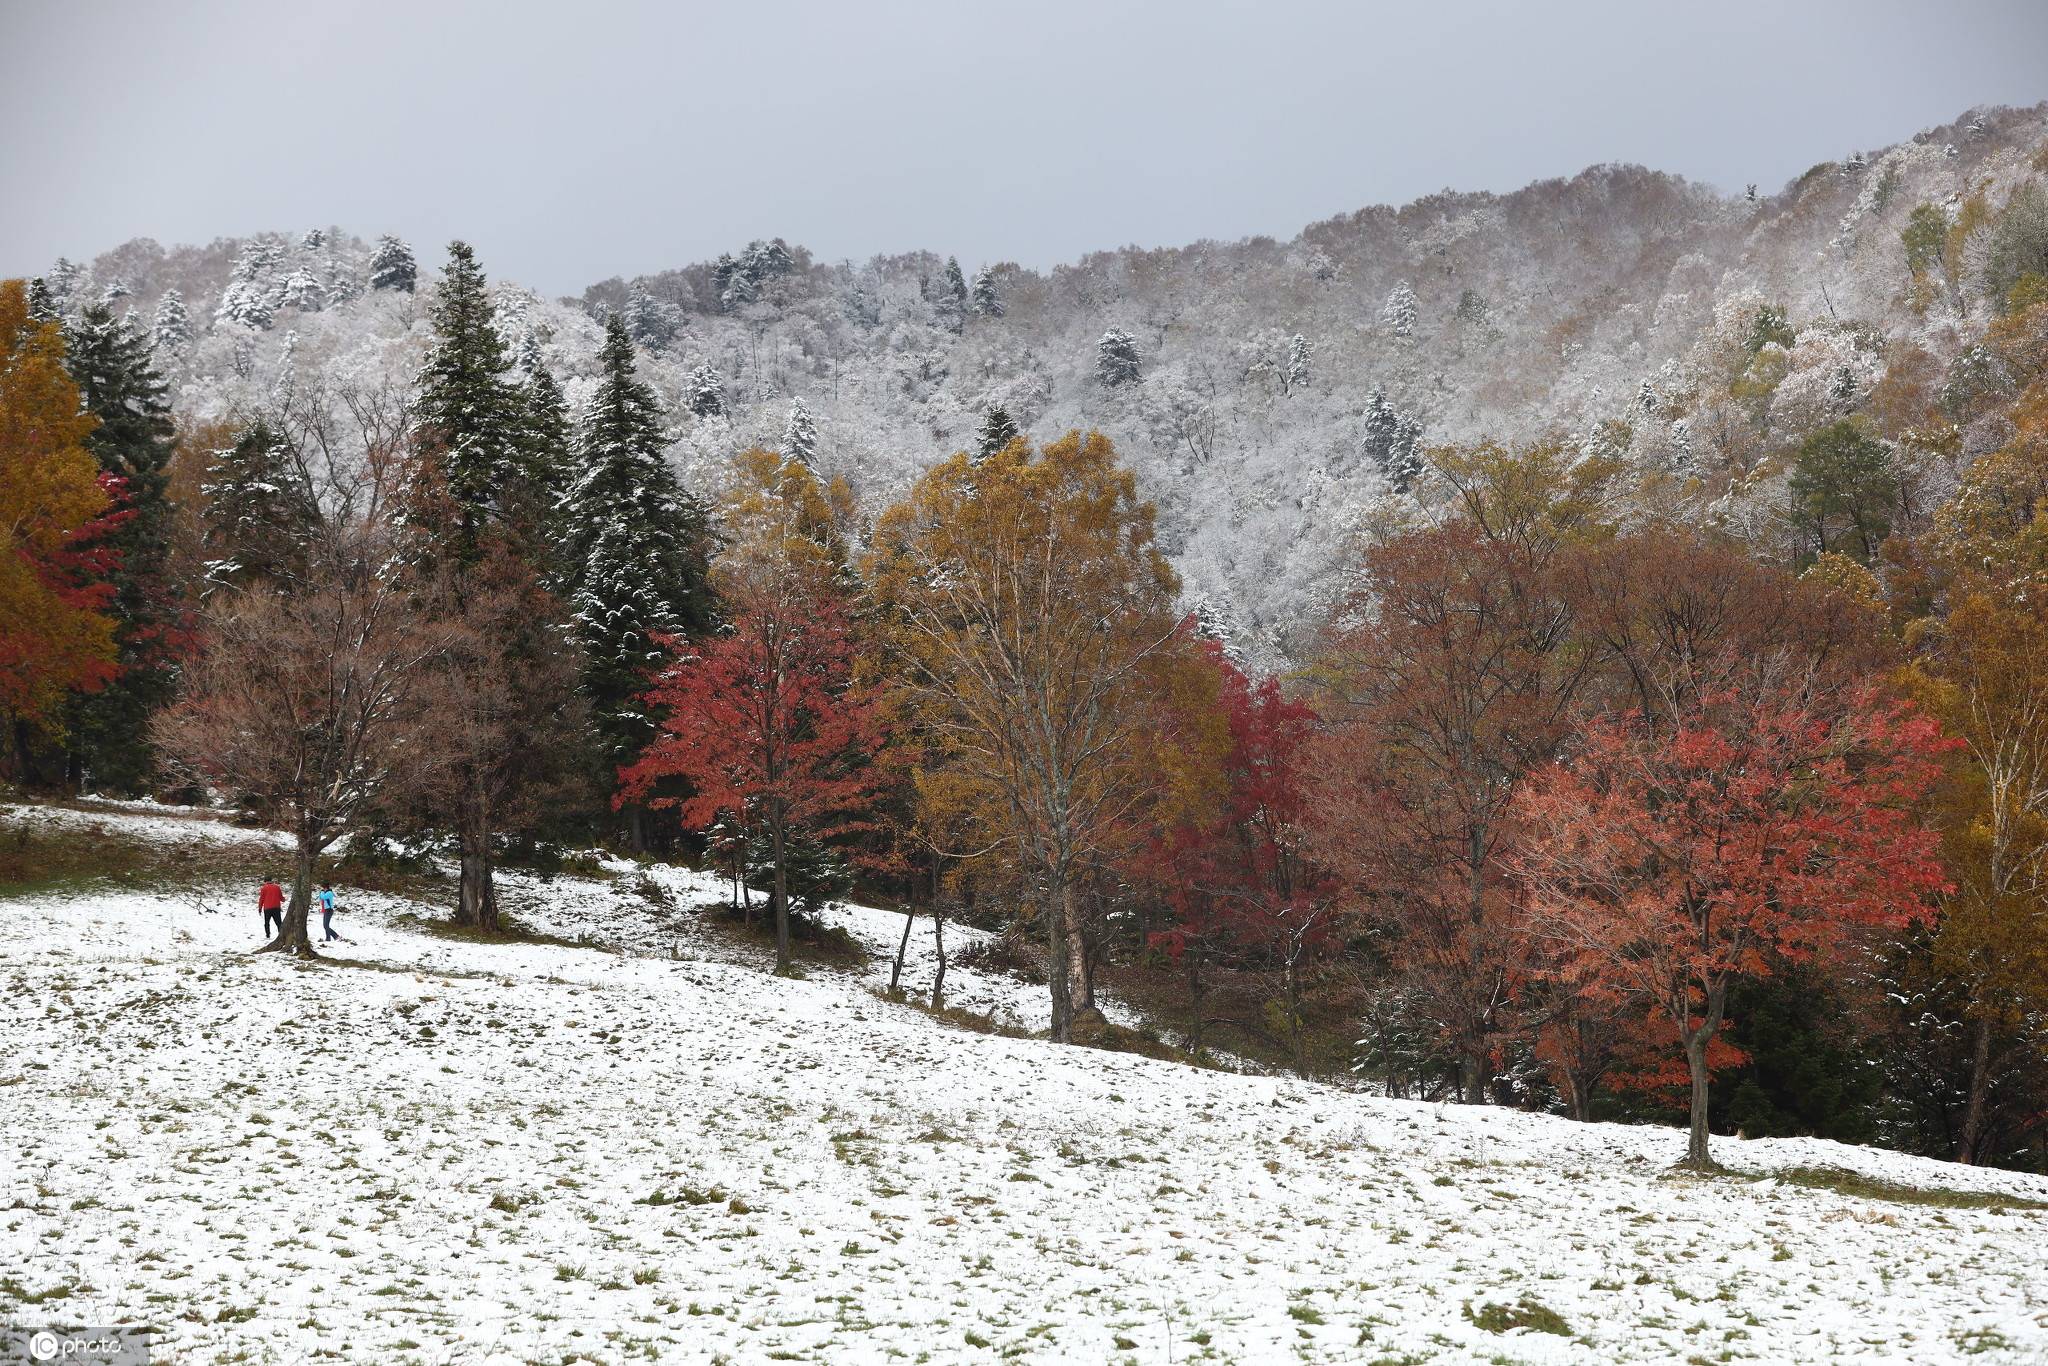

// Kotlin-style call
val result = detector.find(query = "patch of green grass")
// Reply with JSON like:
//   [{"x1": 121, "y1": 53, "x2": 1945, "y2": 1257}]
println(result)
[
  {"x1": 1767, "y1": 1167, "x2": 2046, "y2": 1211},
  {"x1": 1955, "y1": 1326, "x2": 2013, "y2": 1355},
  {"x1": 0, "y1": 803, "x2": 269, "y2": 896},
  {"x1": 1464, "y1": 1295, "x2": 1570, "y2": 1336}
]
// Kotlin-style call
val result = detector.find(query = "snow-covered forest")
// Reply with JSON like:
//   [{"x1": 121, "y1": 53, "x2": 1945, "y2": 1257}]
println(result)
[{"x1": 45, "y1": 101, "x2": 2048, "y2": 658}]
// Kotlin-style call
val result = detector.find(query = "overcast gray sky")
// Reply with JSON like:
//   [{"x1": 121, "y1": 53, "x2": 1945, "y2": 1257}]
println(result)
[{"x1": 3, "y1": 0, "x2": 2045, "y2": 297}]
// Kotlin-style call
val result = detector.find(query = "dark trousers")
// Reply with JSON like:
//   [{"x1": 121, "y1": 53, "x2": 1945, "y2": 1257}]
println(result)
[
  {"x1": 263, "y1": 908, "x2": 283, "y2": 936},
  {"x1": 322, "y1": 910, "x2": 338, "y2": 941}
]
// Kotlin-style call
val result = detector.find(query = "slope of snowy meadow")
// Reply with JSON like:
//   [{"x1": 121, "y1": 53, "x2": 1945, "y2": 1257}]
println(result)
[{"x1": 4, "y1": 802, "x2": 2047, "y2": 1364}]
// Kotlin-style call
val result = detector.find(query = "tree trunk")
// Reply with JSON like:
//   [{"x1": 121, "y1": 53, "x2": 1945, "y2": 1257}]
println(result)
[
  {"x1": 1460, "y1": 1051, "x2": 1489, "y2": 1106},
  {"x1": 890, "y1": 907, "x2": 914, "y2": 995},
  {"x1": 1186, "y1": 951, "x2": 1205, "y2": 1059},
  {"x1": 1957, "y1": 1015, "x2": 1995, "y2": 1166},
  {"x1": 1047, "y1": 883, "x2": 1072, "y2": 1044},
  {"x1": 263, "y1": 839, "x2": 320, "y2": 958},
  {"x1": 627, "y1": 803, "x2": 647, "y2": 855},
  {"x1": 1683, "y1": 1035, "x2": 1713, "y2": 1168},
  {"x1": 930, "y1": 909, "x2": 947, "y2": 1012},
  {"x1": 455, "y1": 813, "x2": 498, "y2": 932},
  {"x1": 770, "y1": 805, "x2": 791, "y2": 974},
  {"x1": 1059, "y1": 880, "x2": 1104, "y2": 1041}
]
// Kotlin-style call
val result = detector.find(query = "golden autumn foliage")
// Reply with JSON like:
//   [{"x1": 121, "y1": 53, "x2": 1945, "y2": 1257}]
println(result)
[
  {"x1": 0, "y1": 279, "x2": 118, "y2": 726},
  {"x1": 1900, "y1": 345, "x2": 2048, "y2": 1160},
  {"x1": 1430, "y1": 438, "x2": 1625, "y2": 551},
  {"x1": 865, "y1": 430, "x2": 1226, "y2": 1038}
]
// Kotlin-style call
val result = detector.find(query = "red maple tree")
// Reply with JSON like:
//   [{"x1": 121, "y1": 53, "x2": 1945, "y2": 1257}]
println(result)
[
  {"x1": 1142, "y1": 641, "x2": 1334, "y2": 1069},
  {"x1": 1514, "y1": 681, "x2": 1951, "y2": 1166},
  {"x1": 619, "y1": 590, "x2": 893, "y2": 974}
]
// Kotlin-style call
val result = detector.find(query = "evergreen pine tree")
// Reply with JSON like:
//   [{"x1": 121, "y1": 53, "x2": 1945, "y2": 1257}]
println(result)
[
  {"x1": 214, "y1": 278, "x2": 274, "y2": 331},
  {"x1": 974, "y1": 405, "x2": 1020, "y2": 461},
  {"x1": 1361, "y1": 388, "x2": 1399, "y2": 471},
  {"x1": 1285, "y1": 333, "x2": 1313, "y2": 393},
  {"x1": 149, "y1": 289, "x2": 192, "y2": 356},
  {"x1": 1388, "y1": 414, "x2": 1425, "y2": 491},
  {"x1": 510, "y1": 328, "x2": 574, "y2": 557},
  {"x1": 720, "y1": 269, "x2": 759, "y2": 312},
  {"x1": 45, "y1": 258, "x2": 83, "y2": 314},
  {"x1": 784, "y1": 398, "x2": 819, "y2": 467},
  {"x1": 936, "y1": 256, "x2": 969, "y2": 332},
  {"x1": 368, "y1": 234, "x2": 417, "y2": 293},
  {"x1": 1380, "y1": 283, "x2": 1419, "y2": 338},
  {"x1": 201, "y1": 417, "x2": 319, "y2": 594},
  {"x1": 563, "y1": 315, "x2": 715, "y2": 777},
  {"x1": 624, "y1": 288, "x2": 679, "y2": 349},
  {"x1": 61, "y1": 303, "x2": 182, "y2": 792},
  {"x1": 413, "y1": 240, "x2": 521, "y2": 560},
  {"x1": 1096, "y1": 327, "x2": 1142, "y2": 386},
  {"x1": 278, "y1": 267, "x2": 325, "y2": 313},
  {"x1": 26, "y1": 277, "x2": 59, "y2": 322},
  {"x1": 971, "y1": 266, "x2": 1004, "y2": 318},
  {"x1": 685, "y1": 362, "x2": 726, "y2": 417},
  {"x1": 742, "y1": 239, "x2": 794, "y2": 279}
]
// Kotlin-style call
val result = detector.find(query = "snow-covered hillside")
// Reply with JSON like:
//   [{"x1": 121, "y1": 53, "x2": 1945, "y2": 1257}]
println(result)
[
  {"x1": 40, "y1": 102, "x2": 2048, "y2": 660},
  {"x1": 4, "y1": 802, "x2": 2047, "y2": 1363}
]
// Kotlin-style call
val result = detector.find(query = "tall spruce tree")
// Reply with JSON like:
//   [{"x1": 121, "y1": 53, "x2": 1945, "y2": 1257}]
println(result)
[
  {"x1": 62, "y1": 302, "x2": 181, "y2": 792},
  {"x1": 510, "y1": 328, "x2": 574, "y2": 557},
  {"x1": 201, "y1": 417, "x2": 319, "y2": 594},
  {"x1": 971, "y1": 266, "x2": 1004, "y2": 318},
  {"x1": 783, "y1": 397, "x2": 819, "y2": 467},
  {"x1": 368, "y1": 235, "x2": 417, "y2": 293},
  {"x1": 149, "y1": 289, "x2": 192, "y2": 357},
  {"x1": 414, "y1": 241, "x2": 521, "y2": 561},
  {"x1": 563, "y1": 316, "x2": 714, "y2": 839},
  {"x1": 974, "y1": 405, "x2": 1020, "y2": 461},
  {"x1": 1096, "y1": 327, "x2": 1142, "y2": 386}
]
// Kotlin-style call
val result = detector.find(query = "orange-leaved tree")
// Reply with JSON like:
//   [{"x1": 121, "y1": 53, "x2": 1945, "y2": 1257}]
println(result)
[{"x1": 0, "y1": 278, "x2": 120, "y2": 749}]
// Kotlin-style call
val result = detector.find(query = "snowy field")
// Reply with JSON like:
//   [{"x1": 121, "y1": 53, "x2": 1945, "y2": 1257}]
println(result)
[{"x1": 4, "y1": 804, "x2": 2048, "y2": 1364}]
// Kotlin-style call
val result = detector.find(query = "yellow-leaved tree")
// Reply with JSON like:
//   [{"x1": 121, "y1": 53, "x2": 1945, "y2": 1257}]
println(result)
[
  {"x1": 0, "y1": 279, "x2": 118, "y2": 751},
  {"x1": 1900, "y1": 371, "x2": 2048, "y2": 1163},
  {"x1": 866, "y1": 430, "x2": 1222, "y2": 1042}
]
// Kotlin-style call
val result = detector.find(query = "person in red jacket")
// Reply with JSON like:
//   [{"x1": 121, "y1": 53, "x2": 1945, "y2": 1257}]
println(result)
[{"x1": 258, "y1": 876, "x2": 285, "y2": 938}]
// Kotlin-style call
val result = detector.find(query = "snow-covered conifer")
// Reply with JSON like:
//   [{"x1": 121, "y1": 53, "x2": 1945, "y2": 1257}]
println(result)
[
  {"x1": 971, "y1": 266, "x2": 1004, "y2": 318},
  {"x1": 214, "y1": 278, "x2": 274, "y2": 331},
  {"x1": 784, "y1": 397, "x2": 819, "y2": 467},
  {"x1": 974, "y1": 405, "x2": 1020, "y2": 461},
  {"x1": 1380, "y1": 283, "x2": 1419, "y2": 338},
  {"x1": 1096, "y1": 327, "x2": 1142, "y2": 387},
  {"x1": 202, "y1": 416, "x2": 318, "y2": 593},
  {"x1": 413, "y1": 240, "x2": 522, "y2": 557},
  {"x1": 685, "y1": 362, "x2": 726, "y2": 418},
  {"x1": 1361, "y1": 388, "x2": 1399, "y2": 470},
  {"x1": 368, "y1": 235, "x2": 417, "y2": 293},
  {"x1": 278, "y1": 268, "x2": 325, "y2": 314},
  {"x1": 624, "y1": 288, "x2": 680, "y2": 349},
  {"x1": 149, "y1": 289, "x2": 192, "y2": 356},
  {"x1": 563, "y1": 314, "x2": 714, "y2": 770},
  {"x1": 1285, "y1": 333, "x2": 1313, "y2": 393}
]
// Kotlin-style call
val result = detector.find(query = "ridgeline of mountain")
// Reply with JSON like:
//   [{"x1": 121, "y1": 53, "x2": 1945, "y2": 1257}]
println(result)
[{"x1": 33, "y1": 101, "x2": 2048, "y2": 659}]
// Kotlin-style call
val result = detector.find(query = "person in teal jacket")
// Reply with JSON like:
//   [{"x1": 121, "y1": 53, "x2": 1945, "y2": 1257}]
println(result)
[{"x1": 316, "y1": 884, "x2": 340, "y2": 942}]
